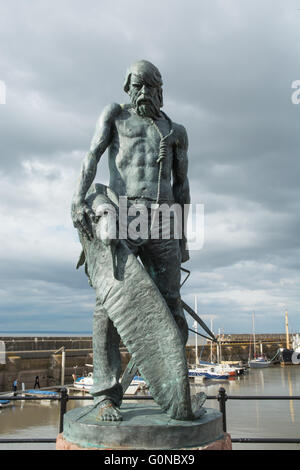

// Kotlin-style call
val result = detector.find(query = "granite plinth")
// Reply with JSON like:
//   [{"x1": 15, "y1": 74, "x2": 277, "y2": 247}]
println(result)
[
  {"x1": 56, "y1": 432, "x2": 232, "y2": 450},
  {"x1": 58, "y1": 403, "x2": 226, "y2": 450}
]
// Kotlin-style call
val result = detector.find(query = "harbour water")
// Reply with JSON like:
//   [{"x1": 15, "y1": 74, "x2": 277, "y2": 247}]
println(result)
[
  {"x1": 199, "y1": 364, "x2": 300, "y2": 450},
  {"x1": 0, "y1": 365, "x2": 299, "y2": 450}
]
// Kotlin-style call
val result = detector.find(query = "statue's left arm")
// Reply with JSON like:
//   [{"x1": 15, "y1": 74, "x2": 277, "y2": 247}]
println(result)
[{"x1": 172, "y1": 125, "x2": 190, "y2": 263}]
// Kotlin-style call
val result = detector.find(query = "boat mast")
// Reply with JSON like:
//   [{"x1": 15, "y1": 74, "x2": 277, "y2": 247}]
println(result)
[
  {"x1": 210, "y1": 319, "x2": 213, "y2": 363},
  {"x1": 217, "y1": 328, "x2": 222, "y2": 363},
  {"x1": 194, "y1": 295, "x2": 198, "y2": 365},
  {"x1": 285, "y1": 310, "x2": 290, "y2": 350},
  {"x1": 252, "y1": 312, "x2": 256, "y2": 358},
  {"x1": 248, "y1": 326, "x2": 252, "y2": 361}
]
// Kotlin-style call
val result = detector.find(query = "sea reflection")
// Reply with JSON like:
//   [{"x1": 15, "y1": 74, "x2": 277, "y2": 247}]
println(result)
[
  {"x1": 287, "y1": 369, "x2": 295, "y2": 423},
  {"x1": 194, "y1": 364, "x2": 300, "y2": 449}
]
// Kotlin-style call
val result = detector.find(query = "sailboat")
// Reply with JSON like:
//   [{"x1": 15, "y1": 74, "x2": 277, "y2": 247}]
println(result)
[
  {"x1": 278, "y1": 311, "x2": 300, "y2": 365},
  {"x1": 188, "y1": 296, "x2": 205, "y2": 382},
  {"x1": 0, "y1": 399, "x2": 11, "y2": 408},
  {"x1": 248, "y1": 312, "x2": 271, "y2": 369},
  {"x1": 72, "y1": 365, "x2": 147, "y2": 394},
  {"x1": 188, "y1": 297, "x2": 230, "y2": 380}
]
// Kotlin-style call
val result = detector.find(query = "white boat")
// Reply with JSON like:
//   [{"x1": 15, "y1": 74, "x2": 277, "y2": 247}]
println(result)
[
  {"x1": 72, "y1": 372, "x2": 148, "y2": 395},
  {"x1": 198, "y1": 361, "x2": 239, "y2": 377},
  {"x1": 222, "y1": 364, "x2": 246, "y2": 376},
  {"x1": 131, "y1": 375, "x2": 147, "y2": 389},
  {"x1": 125, "y1": 384, "x2": 140, "y2": 395},
  {"x1": 248, "y1": 312, "x2": 271, "y2": 368},
  {"x1": 189, "y1": 366, "x2": 229, "y2": 380},
  {"x1": 292, "y1": 334, "x2": 300, "y2": 355},
  {"x1": 73, "y1": 373, "x2": 93, "y2": 391},
  {"x1": 216, "y1": 363, "x2": 241, "y2": 377},
  {"x1": 189, "y1": 299, "x2": 235, "y2": 381},
  {"x1": 190, "y1": 374, "x2": 205, "y2": 384},
  {"x1": 189, "y1": 302, "x2": 230, "y2": 380},
  {"x1": 249, "y1": 357, "x2": 271, "y2": 368},
  {"x1": 0, "y1": 399, "x2": 11, "y2": 408},
  {"x1": 279, "y1": 311, "x2": 300, "y2": 365}
]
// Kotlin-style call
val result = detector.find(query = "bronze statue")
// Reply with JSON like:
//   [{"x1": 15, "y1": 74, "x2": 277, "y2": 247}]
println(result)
[{"x1": 71, "y1": 60, "x2": 205, "y2": 422}]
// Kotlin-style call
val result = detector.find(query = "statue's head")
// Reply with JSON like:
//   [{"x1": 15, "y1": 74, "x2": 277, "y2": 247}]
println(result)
[{"x1": 124, "y1": 60, "x2": 163, "y2": 119}]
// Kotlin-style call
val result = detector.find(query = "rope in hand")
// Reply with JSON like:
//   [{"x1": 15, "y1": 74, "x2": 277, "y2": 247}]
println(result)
[
  {"x1": 127, "y1": 111, "x2": 174, "y2": 246},
  {"x1": 148, "y1": 112, "x2": 174, "y2": 235}
]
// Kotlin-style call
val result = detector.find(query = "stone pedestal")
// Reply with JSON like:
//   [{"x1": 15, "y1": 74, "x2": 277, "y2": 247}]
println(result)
[{"x1": 56, "y1": 403, "x2": 232, "y2": 450}]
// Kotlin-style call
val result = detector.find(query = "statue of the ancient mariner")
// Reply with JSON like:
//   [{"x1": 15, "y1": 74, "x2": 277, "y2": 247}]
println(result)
[{"x1": 71, "y1": 60, "x2": 205, "y2": 423}]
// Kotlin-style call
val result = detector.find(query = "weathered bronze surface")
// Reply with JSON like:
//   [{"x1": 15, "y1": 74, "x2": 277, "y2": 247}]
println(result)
[
  {"x1": 70, "y1": 60, "x2": 205, "y2": 429},
  {"x1": 62, "y1": 404, "x2": 223, "y2": 450}
]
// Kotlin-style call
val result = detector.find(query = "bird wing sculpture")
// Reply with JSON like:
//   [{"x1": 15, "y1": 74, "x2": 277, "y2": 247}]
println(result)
[{"x1": 76, "y1": 183, "x2": 194, "y2": 420}]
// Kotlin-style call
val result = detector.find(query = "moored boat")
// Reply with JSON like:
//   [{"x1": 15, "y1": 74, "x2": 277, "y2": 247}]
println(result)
[
  {"x1": 73, "y1": 373, "x2": 93, "y2": 391},
  {"x1": 248, "y1": 312, "x2": 271, "y2": 368},
  {"x1": 0, "y1": 399, "x2": 11, "y2": 408},
  {"x1": 72, "y1": 372, "x2": 148, "y2": 395},
  {"x1": 23, "y1": 389, "x2": 59, "y2": 405},
  {"x1": 197, "y1": 360, "x2": 246, "y2": 377},
  {"x1": 248, "y1": 356, "x2": 271, "y2": 368},
  {"x1": 278, "y1": 311, "x2": 300, "y2": 365},
  {"x1": 131, "y1": 375, "x2": 147, "y2": 389},
  {"x1": 24, "y1": 390, "x2": 59, "y2": 397},
  {"x1": 189, "y1": 366, "x2": 229, "y2": 380}
]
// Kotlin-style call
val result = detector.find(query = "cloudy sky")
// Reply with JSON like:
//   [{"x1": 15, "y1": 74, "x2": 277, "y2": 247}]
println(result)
[{"x1": 0, "y1": 0, "x2": 299, "y2": 335}]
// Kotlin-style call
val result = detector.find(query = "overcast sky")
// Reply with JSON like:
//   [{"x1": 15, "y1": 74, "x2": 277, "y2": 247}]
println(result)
[{"x1": 0, "y1": 0, "x2": 300, "y2": 335}]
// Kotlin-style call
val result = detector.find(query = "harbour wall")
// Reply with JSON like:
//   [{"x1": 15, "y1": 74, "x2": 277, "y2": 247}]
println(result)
[
  {"x1": 187, "y1": 333, "x2": 289, "y2": 365},
  {"x1": 0, "y1": 334, "x2": 292, "y2": 392}
]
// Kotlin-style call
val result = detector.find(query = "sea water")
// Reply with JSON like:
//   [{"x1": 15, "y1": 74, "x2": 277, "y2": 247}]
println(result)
[{"x1": 0, "y1": 365, "x2": 299, "y2": 450}]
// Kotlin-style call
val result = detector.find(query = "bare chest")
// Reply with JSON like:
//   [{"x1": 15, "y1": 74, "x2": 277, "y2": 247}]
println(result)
[{"x1": 115, "y1": 113, "x2": 174, "y2": 151}]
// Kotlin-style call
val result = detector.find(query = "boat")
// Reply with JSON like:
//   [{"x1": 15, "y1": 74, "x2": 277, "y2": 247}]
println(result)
[
  {"x1": 73, "y1": 373, "x2": 93, "y2": 391},
  {"x1": 248, "y1": 312, "x2": 271, "y2": 369},
  {"x1": 220, "y1": 363, "x2": 246, "y2": 376},
  {"x1": 72, "y1": 372, "x2": 148, "y2": 395},
  {"x1": 188, "y1": 297, "x2": 206, "y2": 383},
  {"x1": 248, "y1": 356, "x2": 272, "y2": 368},
  {"x1": 278, "y1": 311, "x2": 300, "y2": 365},
  {"x1": 196, "y1": 360, "x2": 246, "y2": 377},
  {"x1": 217, "y1": 363, "x2": 243, "y2": 377},
  {"x1": 0, "y1": 399, "x2": 11, "y2": 408},
  {"x1": 188, "y1": 307, "x2": 230, "y2": 380},
  {"x1": 200, "y1": 361, "x2": 237, "y2": 377},
  {"x1": 279, "y1": 335, "x2": 300, "y2": 365},
  {"x1": 23, "y1": 389, "x2": 59, "y2": 405},
  {"x1": 24, "y1": 389, "x2": 59, "y2": 397},
  {"x1": 188, "y1": 366, "x2": 205, "y2": 383},
  {"x1": 189, "y1": 366, "x2": 229, "y2": 380},
  {"x1": 131, "y1": 375, "x2": 147, "y2": 389}
]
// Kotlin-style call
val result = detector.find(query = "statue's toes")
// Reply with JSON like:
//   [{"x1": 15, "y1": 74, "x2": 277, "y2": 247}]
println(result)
[{"x1": 191, "y1": 391, "x2": 207, "y2": 415}]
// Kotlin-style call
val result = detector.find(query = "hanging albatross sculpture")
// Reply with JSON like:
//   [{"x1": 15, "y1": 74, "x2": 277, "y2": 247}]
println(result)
[{"x1": 75, "y1": 184, "x2": 207, "y2": 421}]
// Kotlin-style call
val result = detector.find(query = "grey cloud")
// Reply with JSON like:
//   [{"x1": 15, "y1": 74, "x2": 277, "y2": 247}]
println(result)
[{"x1": 0, "y1": 0, "x2": 299, "y2": 333}]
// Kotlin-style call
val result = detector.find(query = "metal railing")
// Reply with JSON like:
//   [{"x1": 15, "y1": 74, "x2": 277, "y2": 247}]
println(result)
[
  {"x1": 0, "y1": 387, "x2": 300, "y2": 446},
  {"x1": 217, "y1": 387, "x2": 300, "y2": 444}
]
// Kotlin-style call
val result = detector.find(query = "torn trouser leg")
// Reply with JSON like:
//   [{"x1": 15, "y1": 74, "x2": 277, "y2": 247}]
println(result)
[
  {"x1": 138, "y1": 236, "x2": 189, "y2": 345},
  {"x1": 90, "y1": 297, "x2": 123, "y2": 407}
]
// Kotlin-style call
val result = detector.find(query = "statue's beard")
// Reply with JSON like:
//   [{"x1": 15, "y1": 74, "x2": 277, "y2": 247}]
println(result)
[
  {"x1": 136, "y1": 101, "x2": 160, "y2": 119},
  {"x1": 131, "y1": 93, "x2": 161, "y2": 119}
]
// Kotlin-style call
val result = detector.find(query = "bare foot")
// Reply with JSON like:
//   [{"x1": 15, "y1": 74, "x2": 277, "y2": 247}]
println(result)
[
  {"x1": 191, "y1": 392, "x2": 207, "y2": 419},
  {"x1": 96, "y1": 399, "x2": 123, "y2": 422}
]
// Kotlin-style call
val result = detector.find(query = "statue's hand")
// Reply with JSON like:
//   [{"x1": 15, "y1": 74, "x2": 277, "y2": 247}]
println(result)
[
  {"x1": 95, "y1": 203, "x2": 118, "y2": 246},
  {"x1": 71, "y1": 200, "x2": 95, "y2": 241}
]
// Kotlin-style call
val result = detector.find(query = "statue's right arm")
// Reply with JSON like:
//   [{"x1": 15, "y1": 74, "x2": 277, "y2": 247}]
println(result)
[{"x1": 71, "y1": 103, "x2": 122, "y2": 239}]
